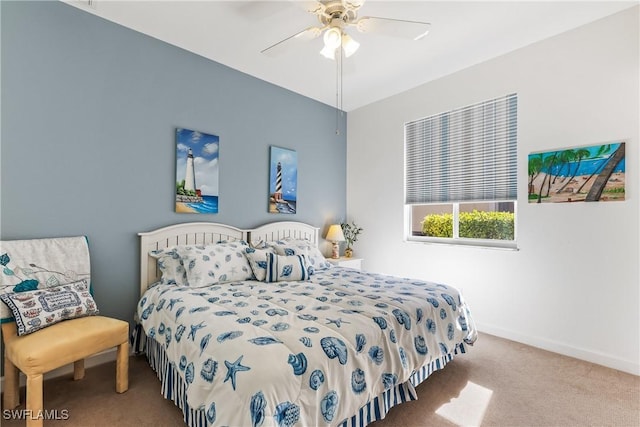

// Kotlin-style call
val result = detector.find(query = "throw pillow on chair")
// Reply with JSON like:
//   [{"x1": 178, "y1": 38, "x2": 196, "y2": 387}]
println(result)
[{"x1": 0, "y1": 236, "x2": 129, "y2": 427}]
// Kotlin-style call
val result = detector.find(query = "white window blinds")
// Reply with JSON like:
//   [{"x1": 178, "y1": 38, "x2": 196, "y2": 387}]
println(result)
[{"x1": 405, "y1": 93, "x2": 518, "y2": 204}]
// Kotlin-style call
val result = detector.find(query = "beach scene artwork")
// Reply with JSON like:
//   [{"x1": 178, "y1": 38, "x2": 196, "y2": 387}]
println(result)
[
  {"x1": 269, "y1": 146, "x2": 297, "y2": 214},
  {"x1": 528, "y1": 141, "x2": 625, "y2": 203},
  {"x1": 175, "y1": 128, "x2": 219, "y2": 213}
]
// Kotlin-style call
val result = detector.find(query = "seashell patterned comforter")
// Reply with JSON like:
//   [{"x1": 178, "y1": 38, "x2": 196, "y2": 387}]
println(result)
[{"x1": 137, "y1": 267, "x2": 477, "y2": 426}]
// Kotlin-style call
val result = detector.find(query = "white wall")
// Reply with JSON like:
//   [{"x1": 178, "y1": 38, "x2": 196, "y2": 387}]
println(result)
[{"x1": 347, "y1": 6, "x2": 639, "y2": 375}]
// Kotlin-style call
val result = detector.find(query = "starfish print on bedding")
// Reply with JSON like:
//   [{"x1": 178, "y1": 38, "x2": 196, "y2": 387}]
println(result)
[
  {"x1": 326, "y1": 317, "x2": 350, "y2": 328},
  {"x1": 224, "y1": 355, "x2": 251, "y2": 390},
  {"x1": 168, "y1": 298, "x2": 183, "y2": 310},
  {"x1": 188, "y1": 321, "x2": 206, "y2": 341}
]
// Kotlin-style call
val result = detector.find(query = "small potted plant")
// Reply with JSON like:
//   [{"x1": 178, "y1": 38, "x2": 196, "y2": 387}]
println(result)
[{"x1": 340, "y1": 221, "x2": 363, "y2": 258}]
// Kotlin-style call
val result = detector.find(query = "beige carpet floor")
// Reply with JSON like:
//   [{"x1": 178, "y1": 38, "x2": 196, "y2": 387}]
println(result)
[{"x1": 2, "y1": 333, "x2": 638, "y2": 426}]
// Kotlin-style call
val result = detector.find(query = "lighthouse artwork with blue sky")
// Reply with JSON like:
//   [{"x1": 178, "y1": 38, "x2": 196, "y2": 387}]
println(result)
[
  {"x1": 175, "y1": 127, "x2": 219, "y2": 214},
  {"x1": 269, "y1": 146, "x2": 297, "y2": 214}
]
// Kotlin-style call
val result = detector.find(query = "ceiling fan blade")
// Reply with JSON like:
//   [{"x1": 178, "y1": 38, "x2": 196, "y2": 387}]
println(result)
[
  {"x1": 261, "y1": 26, "x2": 323, "y2": 57},
  {"x1": 343, "y1": 0, "x2": 366, "y2": 12},
  {"x1": 355, "y1": 16, "x2": 431, "y2": 40},
  {"x1": 299, "y1": 0, "x2": 325, "y2": 14}
]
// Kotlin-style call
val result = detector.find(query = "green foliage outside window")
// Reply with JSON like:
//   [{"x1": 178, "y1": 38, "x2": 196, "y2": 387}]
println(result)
[
  {"x1": 422, "y1": 210, "x2": 515, "y2": 240},
  {"x1": 422, "y1": 213, "x2": 454, "y2": 238}
]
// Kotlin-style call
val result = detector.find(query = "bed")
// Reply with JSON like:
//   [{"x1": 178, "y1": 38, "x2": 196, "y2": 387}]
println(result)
[{"x1": 133, "y1": 221, "x2": 477, "y2": 427}]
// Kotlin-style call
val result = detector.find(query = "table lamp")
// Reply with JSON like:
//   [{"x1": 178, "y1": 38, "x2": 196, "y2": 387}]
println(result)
[{"x1": 325, "y1": 224, "x2": 345, "y2": 259}]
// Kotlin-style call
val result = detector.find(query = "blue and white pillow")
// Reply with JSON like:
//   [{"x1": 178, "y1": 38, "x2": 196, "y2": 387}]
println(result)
[
  {"x1": 149, "y1": 246, "x2": 188, "y2": 286},
  {"x1": 0, "y1": 279, "x2": 99, "y2": 336},
  {"x1": 243, "y1": 247, "x2": 274, "y2": 282},
  {"x1": 270, "y1": 239, "x2": 332, "y2": 273},
  {"x1": 265, "y1": 253, "x2": 310, "y2": 283},
  {"x1": 177, "y1": 242, "x2": 254, "y2": 286}
]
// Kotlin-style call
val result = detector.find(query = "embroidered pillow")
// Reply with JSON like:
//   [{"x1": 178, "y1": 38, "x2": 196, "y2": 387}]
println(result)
[
  {"x1": 265, "y1": 253, "x2": 310, "y2": 283},
  {"x1": 271, "y1": 239, "x2": 332, "y2": 273},
  {"x1": 0, "y1": 279, "x2": 99, "y2": 336},
  {"x1": 149, "y1": 247, "x2": 188, "y2": 286},
  {"x1": 178, "y1": 243, "x2": 253, "y2": 287}
]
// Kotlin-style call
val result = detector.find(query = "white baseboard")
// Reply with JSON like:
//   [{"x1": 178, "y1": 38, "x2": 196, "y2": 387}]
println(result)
[
  {"x1": 476, "y1": 322, "x2": 640, "y2": 376},
  {"x1": 0, "y1": 348, "x2": 118, "y2": 390}
]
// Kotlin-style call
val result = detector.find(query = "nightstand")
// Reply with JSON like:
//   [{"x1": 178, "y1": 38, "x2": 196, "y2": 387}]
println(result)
[{"x1": 327, "y1": 257, "x2": 363, "y2": 270}]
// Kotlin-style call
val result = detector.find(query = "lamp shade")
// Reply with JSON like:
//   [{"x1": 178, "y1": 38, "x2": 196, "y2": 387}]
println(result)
[
  {"x1": 326, "y1": 224, "x2": 345, "y2": 242},
  {"x1": 342, "y1": 33, "x2": 360, "y2": 58},
  {"x1": 320, "y1": 44, "x2": 337, "y2": 60},
  {"x1": 323, "y1": 27, "x2": 342, "y2": 50}
]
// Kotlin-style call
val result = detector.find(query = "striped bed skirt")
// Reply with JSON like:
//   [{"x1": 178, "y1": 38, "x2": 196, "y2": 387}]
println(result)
[{"x1": 132, "y1": 324, "x2": 467, "y2": 427}]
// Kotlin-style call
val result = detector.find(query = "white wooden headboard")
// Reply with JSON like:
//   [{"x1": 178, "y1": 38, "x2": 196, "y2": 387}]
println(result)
[
  {"x1": 249, "y1": 221, "x2": 319, "y2": 248},
  {"x1": 138, "y1": 221, "x2": 320, "y2": 296},
  {"x1": 138, "y1": 222, "x2": 247, "y2": 295}
]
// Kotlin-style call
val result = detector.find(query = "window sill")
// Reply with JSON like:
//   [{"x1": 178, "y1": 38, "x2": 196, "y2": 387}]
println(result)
[{"x1": 405, "y1": 236, "x2": 519, "y2": 251}]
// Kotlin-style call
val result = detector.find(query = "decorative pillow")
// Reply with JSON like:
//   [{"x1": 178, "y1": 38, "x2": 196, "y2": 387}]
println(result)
[
  {"x1": 0, "y1": 279, "x2": 99, "y2": 336},
  {"x1": 271, "y1": 239, "x2": 332, "y2": 273},
  {"x1": 250, "y1": 239, "x2": 277, "y2": 250},
  {"x1": 265, "y1": 253, "x2": 310, "y2": 283},
  {"x1": 149, "y1": 247, "x2": 188, "y2": 286},
  {"x1": 244, "y1": 247, "x2": 279, "y2": 281},
  {"x1": 177, "y1": 243, "x2": 254, "y2": 286}
]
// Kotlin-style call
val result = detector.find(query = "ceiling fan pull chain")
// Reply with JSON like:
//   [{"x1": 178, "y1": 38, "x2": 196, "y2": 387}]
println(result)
[
  {"x1": 339, "y1": 45, "x2": 342, "y2": 113},
  {"x1": 336, "y1": 44, "x2": 344, "y2": 135}
]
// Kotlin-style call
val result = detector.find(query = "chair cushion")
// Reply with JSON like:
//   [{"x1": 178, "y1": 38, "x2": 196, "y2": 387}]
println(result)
[{"x1": 3, "y1": 316, "x2": 128, "y2": 375}]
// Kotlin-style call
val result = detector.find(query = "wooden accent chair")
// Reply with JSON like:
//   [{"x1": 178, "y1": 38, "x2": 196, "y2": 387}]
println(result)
[{"x1": 2, "y1": 316, "x2": 129, "y2": 427}]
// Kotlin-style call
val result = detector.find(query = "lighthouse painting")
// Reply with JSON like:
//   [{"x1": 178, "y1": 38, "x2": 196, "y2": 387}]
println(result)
[
  {"x1": 269, "y1": 146, "x2": 297, "y2": 214},
  {"x1": 175, "y1": 128, "x2": 219, "y2": 214}
]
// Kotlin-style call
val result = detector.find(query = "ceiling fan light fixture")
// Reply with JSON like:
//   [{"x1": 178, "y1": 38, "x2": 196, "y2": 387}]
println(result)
[
  {"x1": 323, "y1": 27, "x2": 342, "y2": 50},
  {"x1": 341, "y1": 33, "x2": 360, "y2": 57},
  {"x1": 320, "y1": 44, "x2": 337, "y2": 60}
]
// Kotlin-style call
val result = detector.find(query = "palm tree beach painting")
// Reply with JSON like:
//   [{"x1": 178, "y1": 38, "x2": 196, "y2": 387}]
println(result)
[
  {"x1": 269, "y1": 146, "x2": 297, "y2": 214},
  {"x1": 175, "y1": 128, "x2": 219, "y2": 213},
  {"x1": 528, "y1": 141, "x2": 625, "y2": 203}
]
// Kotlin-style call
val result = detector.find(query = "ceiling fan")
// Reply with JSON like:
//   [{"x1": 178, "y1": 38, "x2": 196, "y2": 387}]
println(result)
[{"x1": 261, "y1": 0, "x2": 431, "y2": 60}]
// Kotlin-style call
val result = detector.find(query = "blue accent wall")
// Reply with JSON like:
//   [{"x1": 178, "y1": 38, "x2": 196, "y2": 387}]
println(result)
[{"x1": 0, "y1": 1, "x2": 347, "y2": 323}]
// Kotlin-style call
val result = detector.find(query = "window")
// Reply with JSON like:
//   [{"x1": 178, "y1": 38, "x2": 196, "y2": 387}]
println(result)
[{"x1": 405, "y1": 94, "x2": 518, "y2": 248}]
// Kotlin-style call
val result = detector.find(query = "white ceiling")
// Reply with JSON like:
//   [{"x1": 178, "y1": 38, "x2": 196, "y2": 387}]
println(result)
[{"x1": 64, "y1": 0, "x2": 637, "y2": 111}]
